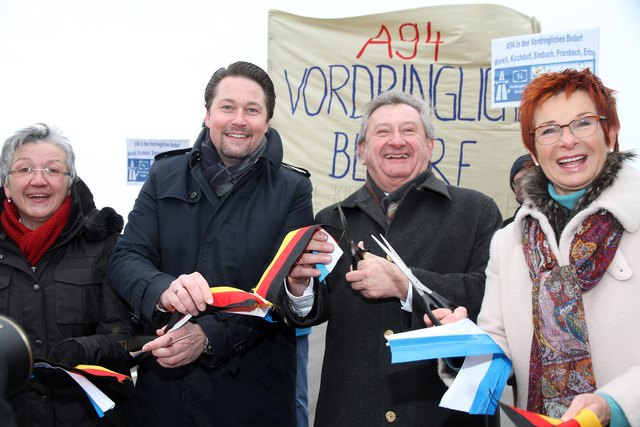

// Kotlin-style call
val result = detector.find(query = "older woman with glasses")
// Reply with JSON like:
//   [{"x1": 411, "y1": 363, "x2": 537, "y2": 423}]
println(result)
[
  {"x1": 0, "y1": 124, "x2": 136, "y2": 426},
  {"x1": 431, "y1": 69, "x2": 640, "y2": 426}
]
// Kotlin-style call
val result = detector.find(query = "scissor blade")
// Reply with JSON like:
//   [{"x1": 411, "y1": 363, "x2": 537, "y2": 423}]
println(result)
[
  {"x1": 371, "y1": 234, "x2": 455, "y2": 315},
  {"x1": 374, "y1": 234, "x2": 404, "y2": 265},
  {"x1": 370, "y1": 234, "x2": 397, "y2": 262},
  {"x1": 371, "y1": 234, "x2": 436, "y2": 296},
  {"x1": 371, "y1": 234, "x2": 418, "y2": 285},
  {"x1": 337, "y1": 203, "x2": 354, "y2": 242}
]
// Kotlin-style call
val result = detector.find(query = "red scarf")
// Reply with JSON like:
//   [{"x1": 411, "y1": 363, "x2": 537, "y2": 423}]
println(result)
[{"x1": 1, "y1": 196, "x2": 72, "y2": 266}]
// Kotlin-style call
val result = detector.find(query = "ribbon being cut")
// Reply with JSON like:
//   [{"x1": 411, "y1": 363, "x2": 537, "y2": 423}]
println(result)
[
  {"x1": 164, "y1": 225, "x2": 341, "y2": 331},
  {"x1": 32, "y1": 362, "x2": 133, "y2": 417},
  {"x1": 385, "y1": 319, "x2": 601, "y2": 427}
]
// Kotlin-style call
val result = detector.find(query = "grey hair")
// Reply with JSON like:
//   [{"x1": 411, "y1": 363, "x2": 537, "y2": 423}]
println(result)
[
  {"x1": 0, "y1": 123, "x2": 76, "y2": 188},
  {"x1": 357, "y1": 90, "x2": 436, "y2": 144}
]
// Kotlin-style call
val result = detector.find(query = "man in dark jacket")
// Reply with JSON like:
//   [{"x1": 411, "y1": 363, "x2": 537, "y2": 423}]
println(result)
[
  {"x1": 285, "y1": 90, "x2": 503, "y2": 426},
  {"x1": 503, "y1": 153, "x2": 532, "y2": 226},
  {"x1": 108, "y1": 61, "x2": 313, "y2": 426}
]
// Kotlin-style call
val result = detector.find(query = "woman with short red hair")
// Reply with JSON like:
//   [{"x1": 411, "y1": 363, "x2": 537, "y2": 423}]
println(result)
[{"x1": 435, "y1": 69, "x2": 640, "y2": 426}]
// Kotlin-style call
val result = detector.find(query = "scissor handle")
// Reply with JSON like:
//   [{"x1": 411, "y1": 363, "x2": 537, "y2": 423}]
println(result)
[
  {"x1": 422, "y1": 299, "x2": 443, "y2": 327},
  {"x1": 350, "y1": 244, "x2": 368, "y2": 270},
  {"x1": 424, "y1": 289, "x2": 456, "y2": 311},
  {"x1": 416, "y1": 287, "x2": 457, "y2": 327}
]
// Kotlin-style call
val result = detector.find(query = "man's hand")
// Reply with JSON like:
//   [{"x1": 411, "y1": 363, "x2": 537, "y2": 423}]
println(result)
[
  {"x1": 562, "y1": 393, "x2": 611, "y2": 426},
  {"x1": 141, "y1": 322, "x2": 208, "y2": 369},
  {"x1": 158, "y1": 272, "x2": 214, "y2": 316},
  {"x1": 345, "y1": 252, "x2": 409, "y2": 300},
  {"x1": 287, "y1": 230, "x2": 334, "y2": 296},
  {"x1": 423, "y1": 307, "x2": 468, "y2": 327}
]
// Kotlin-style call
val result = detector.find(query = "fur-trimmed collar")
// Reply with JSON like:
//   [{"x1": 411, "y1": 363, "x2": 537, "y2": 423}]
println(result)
[
  {"x1": 519, "y1": 151, "x2": 636, "y2": 238},
  {"x1": 82, "y1": 206, "x2": 123, "y2": 241}
]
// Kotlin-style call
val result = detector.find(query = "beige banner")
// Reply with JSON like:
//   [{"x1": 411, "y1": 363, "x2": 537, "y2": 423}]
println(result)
[{"x1": 268, "y1": 5, "x2": 540, "y2": 217}]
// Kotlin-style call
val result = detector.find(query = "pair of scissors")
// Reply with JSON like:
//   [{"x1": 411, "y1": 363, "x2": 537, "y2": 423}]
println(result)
[
  {"x1": 370, "y1": 234, "x2": 455, "y2": 326},
  {"x1": 337, "y1": 203, "x2": 368, "y2": 270}
]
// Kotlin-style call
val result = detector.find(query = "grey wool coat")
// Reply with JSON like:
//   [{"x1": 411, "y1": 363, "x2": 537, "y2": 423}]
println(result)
[{"x1": 306, "y1": 169, "x2": 503, "y2": 427}]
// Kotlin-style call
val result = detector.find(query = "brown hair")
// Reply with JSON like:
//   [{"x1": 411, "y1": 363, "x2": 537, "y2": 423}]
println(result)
[
  {"x1": 203, "y1": 61, "x2": 275, "y2": 121},
  {"x1": 519, "y1": 68, "x2": 619, "y2": 154}
]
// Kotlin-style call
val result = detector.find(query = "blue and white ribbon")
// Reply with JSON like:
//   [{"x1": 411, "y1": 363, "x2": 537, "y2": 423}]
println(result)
[{"x1": 386, "y1": 318, "x2": 512, "y2": 415}]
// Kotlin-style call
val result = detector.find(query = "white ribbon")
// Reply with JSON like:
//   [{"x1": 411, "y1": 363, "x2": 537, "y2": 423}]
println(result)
[{"x1": 386, "y1": 318, "x2": 512, "y2": 414}]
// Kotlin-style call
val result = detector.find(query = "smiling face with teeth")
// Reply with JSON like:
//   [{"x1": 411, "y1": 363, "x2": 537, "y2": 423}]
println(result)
[
  {"x1": 358, "y1": 103, "x2": 434, "y2": 193},
  {"x1": 205, "y1": 76, "x2": 270, "y2": 167},
  {"x1": 4, "y1": 142, "x2": 71, "y2": 230},
  {"x1": 529, "y1": 90, "x2": 617, "y2": 195}
]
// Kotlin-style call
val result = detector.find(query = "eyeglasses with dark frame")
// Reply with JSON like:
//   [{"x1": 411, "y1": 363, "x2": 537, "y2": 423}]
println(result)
[
  {"x1": 8, "y1": 167, "x2": 69, "y2": 179},
  {"x1": 531, "y1": 115, "x2": 607, "y2": 145}
]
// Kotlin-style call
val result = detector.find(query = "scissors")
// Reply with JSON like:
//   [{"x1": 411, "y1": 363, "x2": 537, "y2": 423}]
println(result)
[
  {"x1": 337, "y1": 203, "x2": 368, "y2": 270},
  {"x1": 370, "y1": 234, "x2": 456, "y2": 326}
]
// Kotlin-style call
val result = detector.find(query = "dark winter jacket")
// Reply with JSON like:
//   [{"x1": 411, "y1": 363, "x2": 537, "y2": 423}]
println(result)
[
  {"x1": 0, "y1": 178, "x2": 135, "y2": 427},
  {"x1": 107, "y1": 127, "x2": 314, "y2": 426},
  {"x1": 298, "y1": 169, "x2": 503, "y2": 427}
]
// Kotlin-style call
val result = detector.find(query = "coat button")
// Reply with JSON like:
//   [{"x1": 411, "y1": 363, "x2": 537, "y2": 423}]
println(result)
[
  {"x1": 189, "y1": 192, "x2": 197, "y2": 199},
  {"x1": 40, "y1": 395, "x2": 49, "y2": 404},
  {"x1": 385, "y1": 411, "x2": 396, "y2": 423},
  {"x1": 383, "y1": 329, "x2": 394, "y2": 339},
  {"x1": 34, "y1": 339, "x2": 43, "y2": 347},
  {"x1": 33, "y1": 283, "x2": 40, "y2": 291}
]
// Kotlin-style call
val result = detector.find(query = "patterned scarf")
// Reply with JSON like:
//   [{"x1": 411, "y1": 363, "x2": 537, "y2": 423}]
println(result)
[
  {"x1": 365, "y1": 169, "x2": 430, "y2": 223},
  {"x1": 522, "y1": 210, "x2": 623, "y2": 416},
  {"x1": 201, "y1": 133, "x2": 267, "y2": 198},
  {"x1": 1, "y1": 196, "x2": 72, "y2": 266}
]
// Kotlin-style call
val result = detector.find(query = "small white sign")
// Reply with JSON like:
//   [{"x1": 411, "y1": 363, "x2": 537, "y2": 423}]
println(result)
[
  {"x1": 491, "y1": 28, "x2": 600, "y2": 108},
  {"x1": 126, "y1": 138, "x2": 190, "y2": 184}
]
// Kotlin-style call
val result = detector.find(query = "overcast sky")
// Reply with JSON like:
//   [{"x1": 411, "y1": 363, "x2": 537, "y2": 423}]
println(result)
[{"x1": 0, "y1": 0, "x2": 638, "y2": 216}]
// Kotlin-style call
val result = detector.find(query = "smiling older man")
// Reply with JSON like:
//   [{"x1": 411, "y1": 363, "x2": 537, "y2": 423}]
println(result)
[{"x1": 285, "y1": 90, "x2": 503, "y2": 426}]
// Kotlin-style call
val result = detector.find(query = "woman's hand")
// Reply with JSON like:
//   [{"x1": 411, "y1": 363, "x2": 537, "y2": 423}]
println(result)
[
  {"x1": 562, "y1": 393, "x2": 611, "y2": 426},
  {"x1": 423, "y1": 306, "x2": 468, "y2": 327}
]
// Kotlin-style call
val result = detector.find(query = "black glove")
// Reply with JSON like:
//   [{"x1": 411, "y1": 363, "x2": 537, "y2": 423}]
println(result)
[
  {"x1": 49, "y1": 336, "x2": 133, "y2": 373},
  {"x1": 48, "y1": 338, "x2": 87, "y2": 367}
]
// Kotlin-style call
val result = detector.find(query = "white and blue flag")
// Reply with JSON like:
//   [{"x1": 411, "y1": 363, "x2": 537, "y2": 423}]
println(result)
[{"x1": 386, "y1": 318, "x2": 512, "y2": 415}]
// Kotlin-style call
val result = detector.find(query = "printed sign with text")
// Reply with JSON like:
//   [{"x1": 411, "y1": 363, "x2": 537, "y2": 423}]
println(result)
[
  {"x1": 492, "y1": 28, "x2": 599, "y2": 108},
  {"x1": 269, "y1": 5, "x2": 540, "y2": 218},
  {"x1": 126, "y1": 139, "x2": 190, "y2": 184}
]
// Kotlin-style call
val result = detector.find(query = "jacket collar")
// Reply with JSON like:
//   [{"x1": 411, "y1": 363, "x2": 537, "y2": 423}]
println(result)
[
  {"x1": 190, "y1": 127, "x2": 284, "y2": 171},
  {"x1": 334, "y1": 166, "x2": 451, "y2": 230},
  {"x1": 340, "y1": 166, "x2": 450, "y2": 209},
  {"x1": 518, "y1": 150, "x2": 636, "y2": 237},
  {"x1": 414, "y1": 167, "x2": 451, "y2": 199}
]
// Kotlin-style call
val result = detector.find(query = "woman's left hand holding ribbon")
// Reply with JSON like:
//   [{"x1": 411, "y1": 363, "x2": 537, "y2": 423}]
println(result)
[{"x1": 561, "y1": 393, "x2": 610, "y2": 426}]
